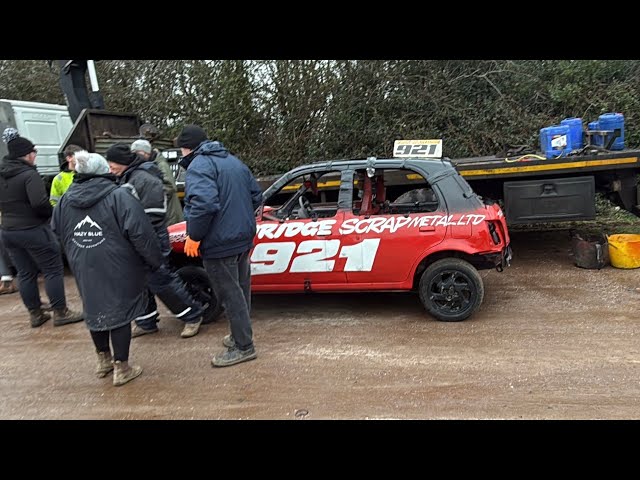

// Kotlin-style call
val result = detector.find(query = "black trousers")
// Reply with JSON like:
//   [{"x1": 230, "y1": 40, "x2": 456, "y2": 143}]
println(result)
[
  {"x1": 1, "y1": 225, "x2": 66, "y2": 310},
  {"x1": 90, "y1": 324, "x2": 132, "y2": 362}
]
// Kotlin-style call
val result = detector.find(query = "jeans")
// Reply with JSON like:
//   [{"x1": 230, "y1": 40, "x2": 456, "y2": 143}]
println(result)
[
  {"x1": 1, "y1": 225, "x2": 66, "y2": 310},
  {"x1": 203, "y1": 249, "x2": 253, "y2": 350}
]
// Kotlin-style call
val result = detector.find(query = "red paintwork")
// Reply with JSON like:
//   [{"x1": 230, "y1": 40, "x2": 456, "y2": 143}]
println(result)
[{"x1": 168, "y1": 202, "x2": 510, "y2": 293}]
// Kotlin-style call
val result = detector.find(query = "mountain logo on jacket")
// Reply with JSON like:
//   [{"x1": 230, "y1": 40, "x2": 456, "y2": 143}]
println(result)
[{"x1": 72, "y1": 215, "x2": 106, "y2": 249}]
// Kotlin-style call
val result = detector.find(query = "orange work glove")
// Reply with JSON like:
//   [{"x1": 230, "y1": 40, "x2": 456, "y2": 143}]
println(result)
[{"x1": 184, "y1": 236, "x2": 201, "y2": 257}]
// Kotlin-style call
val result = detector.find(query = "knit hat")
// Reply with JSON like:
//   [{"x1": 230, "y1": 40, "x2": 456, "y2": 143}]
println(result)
[
  {"x1": 176, "y1": 124, "x2": 208, "y2": 149},
  {"x1": 2, "y1": 127, "x2": 36, "y2": 158},
  {"x1": 105, "y1": 142, "x2": 135, "y2": 165},
  {"x1": 75, "y1": 150, "x2": 110, "y2": 175},
  {"x1": 131, "y1": 139, "x2": 152, "y2": 154}
]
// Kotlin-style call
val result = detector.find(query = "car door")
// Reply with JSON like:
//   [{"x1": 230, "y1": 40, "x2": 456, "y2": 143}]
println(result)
[
  {"x1": 341, "y1": 167, "x2": 449, "y2": 288},
  {"x1": 251, "y1": 169, "x2": 347, "y2": 292}
]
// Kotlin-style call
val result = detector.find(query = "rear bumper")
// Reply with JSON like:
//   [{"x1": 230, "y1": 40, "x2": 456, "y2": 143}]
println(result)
[{"x1": 475, "y1": 244, "x2": 512, "y2": 271}]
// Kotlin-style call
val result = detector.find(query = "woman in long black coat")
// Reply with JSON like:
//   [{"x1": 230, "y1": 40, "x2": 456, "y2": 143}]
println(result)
[{"x1": 52, "y1": 151, "x2": 162, "y2": 386}]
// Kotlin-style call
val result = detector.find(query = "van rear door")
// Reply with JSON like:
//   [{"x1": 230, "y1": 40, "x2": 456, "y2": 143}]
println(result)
[{"x1": 3, "y1": 100, "x2": 72, "y2": 176}]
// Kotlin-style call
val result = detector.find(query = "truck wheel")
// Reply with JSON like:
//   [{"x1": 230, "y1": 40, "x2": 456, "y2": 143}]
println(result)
[
  {"x1": 177, "y1": 265, "x2": 223, "y2": 324},
  {"x1": 419, "y1": 258, "x2": 484, "y2": 322}
]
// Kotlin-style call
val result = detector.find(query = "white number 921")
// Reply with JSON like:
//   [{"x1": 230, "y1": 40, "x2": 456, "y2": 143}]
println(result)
[{"x1": 251, "y1": 239, "x2": 381, "y2": 275}]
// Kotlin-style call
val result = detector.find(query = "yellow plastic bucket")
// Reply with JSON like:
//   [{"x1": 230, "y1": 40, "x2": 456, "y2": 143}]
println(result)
[{"x1": 608, "y1": 234, "x2": 640, "y2": 269}]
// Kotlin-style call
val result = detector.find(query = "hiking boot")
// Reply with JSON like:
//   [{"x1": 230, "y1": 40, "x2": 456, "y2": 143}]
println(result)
[
  {"x1": 222, "y1": 334, "x2": 235, "y2": 348},
  {"x1": 0, "y1": 280, "x2": 17, "y2": 295},
  {"x1": 29, "y1": 308, "x2": 51, "y2": 328},
  {"x1": 212, "y1": 346, "x2": 257, "y2": 368},
  {"x1": 132, "y1": 324, "x2": 159, "y2": 338},
  {"x1": 53, "y1": 307, "x2": 83, "y2": 327},
  {"x1": 113, "y1": 360, "x2": 143, "y2": 386},
  {"x1": 95, "y1": 351, "x2": 114, "y2": 378},
  {"x1": 180, "y1": 317, "x2": 203, "y2": 338}
]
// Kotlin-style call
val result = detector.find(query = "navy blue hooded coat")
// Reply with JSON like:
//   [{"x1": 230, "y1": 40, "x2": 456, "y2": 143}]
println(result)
[
  {"x1": 180, "y1": 141, "x2": 262, "y2": 259},
  {"x1": 51, "y1": 174, "x2": 162, "y2": 331}
]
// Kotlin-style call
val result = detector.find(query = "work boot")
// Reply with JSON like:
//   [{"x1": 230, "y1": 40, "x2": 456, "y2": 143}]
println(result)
[
  {"x1": 211, "y1": 345, "x2": 257, "y2": 368},
  {"x1": 113, "y1": 360, "x2": 143, "y2": 386},
  {"x1": 95, "y1": 351, "x2": 114, "y2": 378},
  {"x1": 180, "y1": 317, "x2": 203, "y2": 338},
  {"x1": 29, "y1": 308, "x2": 51, "y2": 328},
  {"x1": 132, "y1": 324, "x2": 159, "y2": 338},
  {"x1": 222, "y1": 334, "x2": 235, "y2": 348},
  {"x1": 53, "y1": 307, "x2": 83, "y2": 327},
  {"x1": 0, "y1": 280, "x2": 17, "y2": 295}
]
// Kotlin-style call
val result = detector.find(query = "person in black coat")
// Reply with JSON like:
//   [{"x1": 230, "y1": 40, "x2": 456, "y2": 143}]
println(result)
[
  {"x1": 52, "y1": 151, "x2": 163, "y2": 386},
  {"x1": 0, "y1": 128, "x2": 83, "y2": 327},
  {"x1": 106, "y1": 143, "x2": 204, "y2": 339}
]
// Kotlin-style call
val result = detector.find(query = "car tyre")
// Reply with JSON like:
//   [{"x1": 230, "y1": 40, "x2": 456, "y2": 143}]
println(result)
[
  {"x1": 176, "y1": 265, "x2": 223, "y2": 324},
  {"x1": 419, "y1": 258, "x2": 484, "y2": 322}
]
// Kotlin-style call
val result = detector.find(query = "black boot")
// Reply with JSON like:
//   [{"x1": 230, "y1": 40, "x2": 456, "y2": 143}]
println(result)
[
  {"x1": 53, "y1": 307, "x2": 83, "y2": 326},
  {"x1": 29, "y1": 308, "x2": 51, "y2": 328}
]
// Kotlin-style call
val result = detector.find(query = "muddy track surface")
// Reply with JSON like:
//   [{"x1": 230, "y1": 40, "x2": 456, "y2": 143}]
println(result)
[{"x1": 1, "y1": 230, "x2": 638, "y2": 419}]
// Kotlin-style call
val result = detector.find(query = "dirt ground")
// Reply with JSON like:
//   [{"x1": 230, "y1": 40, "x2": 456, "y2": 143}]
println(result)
[{"x1": 1, "y1": 229, "x2": 639, "y2": 420}]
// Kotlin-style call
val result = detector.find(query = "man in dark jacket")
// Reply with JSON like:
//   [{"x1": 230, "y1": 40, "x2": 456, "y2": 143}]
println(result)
[
  {"x1": 106, "y1": 143, "x2": 204, "y2": 339},
  {"x1": 131, "y1": 139, "x2": 184, "y2": 226},
  {"x1": 0, "y1": 128, "x2": 83, "y2": 327},
  {"x1": 52, "y1": 152, "x2": 161, "y2": 386},
  {"x1": 178, "y1": 124, "x2": 263, "y2": 367}
]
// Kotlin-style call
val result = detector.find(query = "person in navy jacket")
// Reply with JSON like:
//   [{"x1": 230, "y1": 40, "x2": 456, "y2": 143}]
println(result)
[{"x1": 178, "y1": 125, "x2": 262, "y2": 368}]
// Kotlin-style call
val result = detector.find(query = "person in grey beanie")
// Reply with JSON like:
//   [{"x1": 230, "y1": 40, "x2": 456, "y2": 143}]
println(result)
[
  {"x1": 131, "y1": 139, "x2": 184, "y2": 226},
  {"x1": 52, "y1": 151, "x2": 163, "y2": 386}
]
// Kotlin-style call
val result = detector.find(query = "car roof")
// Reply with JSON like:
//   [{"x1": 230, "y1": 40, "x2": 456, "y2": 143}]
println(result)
[{"x1": 265, "y1": 157, "x2": 457, "y2": 194}]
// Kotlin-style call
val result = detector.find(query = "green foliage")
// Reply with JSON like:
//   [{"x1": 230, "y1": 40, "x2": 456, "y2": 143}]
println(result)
[{"x1": 3, "y1": 60, "x2": 640, "y2": 175}]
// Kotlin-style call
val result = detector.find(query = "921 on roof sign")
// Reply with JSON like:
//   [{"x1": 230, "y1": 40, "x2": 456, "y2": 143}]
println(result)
[{"x1": 393, "y1": 140, "x2": 443, "y2": 159}]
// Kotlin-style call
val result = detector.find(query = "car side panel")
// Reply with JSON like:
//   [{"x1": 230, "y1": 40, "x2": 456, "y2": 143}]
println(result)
[{"x1": 251, "y1": 213, "x2": 347, "y2": 289}]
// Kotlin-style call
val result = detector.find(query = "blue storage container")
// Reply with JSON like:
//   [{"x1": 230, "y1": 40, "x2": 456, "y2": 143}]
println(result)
[
  {"x1": 587, "y1": 121, "x2": 603, "y2": 146},
  {"x1": 598, "y1": 112, "x2": 624, "y2": 150},
  {"x1": 561, "y1": 117, "x2": 584, "y2": 150},
  {"x1": 540, "y1": 125, "x2": 572, "y2": 159}
]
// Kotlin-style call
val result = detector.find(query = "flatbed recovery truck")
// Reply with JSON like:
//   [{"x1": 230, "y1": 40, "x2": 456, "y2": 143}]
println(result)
[
  {"x1": 454, "y1": 150, "x2": 639, "y2": 224},
  {"x1": 256, "y1": 149, "x2": 640, "y2": 225}
]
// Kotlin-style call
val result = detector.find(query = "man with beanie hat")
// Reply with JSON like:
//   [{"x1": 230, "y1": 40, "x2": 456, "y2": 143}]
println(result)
[
  {"x1": 131, "y1": 139, "x2": 184, "y2": 226},
  {"x1": 106, "y1": 142, "x2": 205, "y2": 339},
  {"x1": 52, "y1": 151, "x2": 162, "y2": 386},
  {"x1": 176, "y1": 124, "x2": 208, "y2": 150},
  {"x1": 178, "y1": 124, "x2": 263, "y2": 367},
  {"x1": 0, "y1": 128, "x2": 83, "y2": 327}
]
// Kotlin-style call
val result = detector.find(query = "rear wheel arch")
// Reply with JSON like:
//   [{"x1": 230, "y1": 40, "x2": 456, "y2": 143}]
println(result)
[{"x1": 412, "y1": 250, "x2": 478, "y2": 290}]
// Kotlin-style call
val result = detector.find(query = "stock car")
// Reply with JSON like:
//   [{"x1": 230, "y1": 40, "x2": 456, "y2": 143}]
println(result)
[{"x1": 169, "y1": 156, "x2": 511, "y2": 323}]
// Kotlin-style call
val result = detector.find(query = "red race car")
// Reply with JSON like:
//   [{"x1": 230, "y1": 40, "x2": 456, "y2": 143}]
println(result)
[{"x1": 169, "y1": 157, "x2": 511, "y2": 323}]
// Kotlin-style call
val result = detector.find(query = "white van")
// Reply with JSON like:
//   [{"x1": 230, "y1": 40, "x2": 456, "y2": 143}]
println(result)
[{"x1": 0, "y1": 99, "x2": 73, "y2": 178}]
